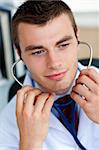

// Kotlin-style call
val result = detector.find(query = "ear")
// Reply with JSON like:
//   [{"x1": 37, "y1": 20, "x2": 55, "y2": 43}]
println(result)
[
  {"x1": 16, "y1": 49, "x2": 22, "y2": 60},
  {"x1": 76, "y1": 28, "x2": 80, "y2": 42}
]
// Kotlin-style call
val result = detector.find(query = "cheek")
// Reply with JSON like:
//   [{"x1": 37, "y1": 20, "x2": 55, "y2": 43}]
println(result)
[
  {"x1": 65, "y1": 52, "x2": 78, "y2": 76},
  {"x1": 25, "y1": 58, "x2": 46, "y2": 75},
  {"x1": 63, "y1": 51, "x2": 78, "y2": 65},
  {"x1": 63, "y1": 46, "x2": 78, "y2": 60}
]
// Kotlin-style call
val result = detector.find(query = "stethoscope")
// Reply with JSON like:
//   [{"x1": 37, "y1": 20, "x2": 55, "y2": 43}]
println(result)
[
  {"x1": 11, "y1": 41, "x2": 93, "y2": 87},
  {"x1": 10, "y1": 41, "x2": 93, "y2": 150}
]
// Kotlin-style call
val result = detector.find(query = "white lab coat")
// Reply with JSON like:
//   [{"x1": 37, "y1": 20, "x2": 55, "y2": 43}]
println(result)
[{"x1": 0, "y1": 63, "x2": 99, "y2": 150}]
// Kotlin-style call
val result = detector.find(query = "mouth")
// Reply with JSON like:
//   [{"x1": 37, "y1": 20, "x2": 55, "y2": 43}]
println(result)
[{"x1": 46, "y1": 71, "x2": 67, "y2": 81}]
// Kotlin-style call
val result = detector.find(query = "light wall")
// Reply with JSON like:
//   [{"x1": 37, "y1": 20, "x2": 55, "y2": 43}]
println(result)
[{"x1": 78, "y1": 27, "x2": 99, "y2": 59}]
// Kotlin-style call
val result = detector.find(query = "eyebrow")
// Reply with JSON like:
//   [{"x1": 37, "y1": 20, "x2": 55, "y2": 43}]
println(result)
[
  {"x1": 25, "y1": 35, "x2": 73, "y2": 52},
  {"x1": 56, "y1": 35, "x2": 73, "y2": 45},
  {"x1": 25, "y1": 45, "x2": 43, "y2": 52}
]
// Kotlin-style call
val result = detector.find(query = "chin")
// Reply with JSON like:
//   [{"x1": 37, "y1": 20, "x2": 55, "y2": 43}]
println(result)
[
  {"x1": 43, "y1": 84, "x2": 71, "y2": 95},
  {"x1": 38, "y1": 71, "x2": 76, "y2": 95},
  {"x1": 50, "y1": 78, "x2": 75, "y2": 95},
  {"x1": 40, "y1": 84, "x2": 68, "y2": 95},
  {"x1": 53, "y1": 85, "x2": 71, "y2": 95},
  {"x1": 54, "y1": 90, "x2": 68, "y2": 95}
]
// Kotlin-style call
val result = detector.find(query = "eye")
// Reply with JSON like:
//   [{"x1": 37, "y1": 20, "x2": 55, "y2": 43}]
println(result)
[
  {"x1": 32, "y1": 50, "x2": 47, "y2": 56},
  {"x1": 59, "y1": 43, "x2": 70, "y2": 49}
]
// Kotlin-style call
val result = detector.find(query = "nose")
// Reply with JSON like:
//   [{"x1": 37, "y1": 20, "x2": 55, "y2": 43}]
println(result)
[{"x1": 47, "y1": 51, "x2": 62, "y2": 70}]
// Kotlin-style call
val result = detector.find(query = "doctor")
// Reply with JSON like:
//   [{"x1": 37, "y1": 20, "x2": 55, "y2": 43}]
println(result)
[{"x1": 0, "y1": 0, "x2": 99, "y2": 150}]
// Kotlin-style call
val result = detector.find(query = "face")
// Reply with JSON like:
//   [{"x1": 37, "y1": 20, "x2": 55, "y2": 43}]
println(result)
[{"x1": 18, "y1": 14, "x2": 79, "y2": 95}]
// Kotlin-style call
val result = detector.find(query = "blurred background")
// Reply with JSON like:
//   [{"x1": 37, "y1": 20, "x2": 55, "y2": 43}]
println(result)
[{"x1": 0, "y1": 0, "x2": 99, "y2": 111}]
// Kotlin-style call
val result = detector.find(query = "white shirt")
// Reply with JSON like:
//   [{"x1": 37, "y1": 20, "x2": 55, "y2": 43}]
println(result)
[{"x1": 0, "y1": 63, "x2": 99, "y2": 150}]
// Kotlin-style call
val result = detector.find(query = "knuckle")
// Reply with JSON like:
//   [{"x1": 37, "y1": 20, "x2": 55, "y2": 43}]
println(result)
[
  {"x1": 37, "y1": 92, "x2": 49, "y2": 99},
  {"x1": 23, "y1": 110, "x2": 30, "y2": 118},
  {"x1": 79, "y1": 75, "x2": 86, "y2": 82},
  {"x1": 27, "y1": 90, "x2": 35, "y2": 96},
  {"x1": 88, "y1": 68, "x2": 95, "y2": 75},
  {"x1": 33, "y1": 88, "x2": 41, "y2": 93},
  {"x1": 42, "y1": 93, "x2": 49, "y2": 98},
  {"x1": 28, "y1": 88, "x2": 41, "y2": 97},
  {"x1": 71, "y1": 92, "x2": 77, "y2": 99},
  {"x1": 27, "y1": 90, "x2": 39, "y2": 99},
  {"x1": 76, "y1": 84, "x2": 82, "y2": 90},
  {"x1": 33, "y1": 112, "x2": 40, "y2": 120}
]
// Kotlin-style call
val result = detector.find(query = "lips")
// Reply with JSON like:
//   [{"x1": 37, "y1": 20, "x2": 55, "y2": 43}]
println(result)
[{"x1": 46, "y1": 71, "x2": 67, "y2": 81}]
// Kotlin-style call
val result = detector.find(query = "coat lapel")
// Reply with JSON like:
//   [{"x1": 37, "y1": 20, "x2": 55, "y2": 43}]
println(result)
[
  {"x1": 48, "y1": 112, "x2": 76, "y2": 147},
  {"x1": 77, "y1": 108, "x2": 99, "y2": 149}
]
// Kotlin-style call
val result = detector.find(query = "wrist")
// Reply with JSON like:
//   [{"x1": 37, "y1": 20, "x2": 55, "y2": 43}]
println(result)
[
  {"x1": 19, "y1": 140, "x2": 43, "y2": 150},
  {"x1": 32, "y1": 142, "x2": 43, "y2": 150}
]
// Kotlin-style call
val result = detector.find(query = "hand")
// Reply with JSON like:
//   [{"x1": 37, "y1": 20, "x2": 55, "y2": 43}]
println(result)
[
  {"x1": 16, "y1": 86, "x2": 54, "y2": 150},
  {"x1": 71, "y1": 68, "x2": 99, "y2": 124}
]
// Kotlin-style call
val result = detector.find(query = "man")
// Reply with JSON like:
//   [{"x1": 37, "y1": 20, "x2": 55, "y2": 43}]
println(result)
[{"x1": 0, "y1": 1, "x2": 99, "y2": 150}]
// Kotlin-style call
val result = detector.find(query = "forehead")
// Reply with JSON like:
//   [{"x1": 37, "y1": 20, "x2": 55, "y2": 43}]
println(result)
[{"x1": 18, "y1": 14, "x2": 75, "y2": 45}]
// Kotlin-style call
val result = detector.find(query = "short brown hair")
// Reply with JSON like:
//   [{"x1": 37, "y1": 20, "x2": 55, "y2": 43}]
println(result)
[{"x1": 12, "y1": 0, "x2": 78, "y2": 56}]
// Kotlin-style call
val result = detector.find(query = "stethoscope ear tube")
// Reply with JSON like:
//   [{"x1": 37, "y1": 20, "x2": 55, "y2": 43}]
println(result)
[
  {"x1": 11, "y1": 41, "x2": 93, "y2": 87},
  {"x1": 11, "y1": 59, "x2": 24, "y2": 87},
  {"x1": 78, "y1": 41, "x2": 93, "y2": 68}
]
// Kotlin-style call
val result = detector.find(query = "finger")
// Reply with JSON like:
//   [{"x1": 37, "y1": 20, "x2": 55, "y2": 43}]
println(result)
[
  {"x1": 16, "y1": 86, "x2": 33, "y2": 116},
  {"x1": 23, "y1": 89, "x2": 42, "y2": 115},
  {"x1": 80, "y1": 68, "x2": 99, "y2": 84},
  {"x1": 72, "y1": 84, "x2": 92, "y2": 102},
  {"x1": 76, "y1": 75, "x2": 98, "y2": 94},
  {"x1": 71, "y1": 91, "x2": 87, "y2": 108},
  {"x1": 34, "y1": 93, "x2": 50, "y2": 113},
  {"x1": 43, "y1": 93, "x2": 54, "y2": 115}
]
